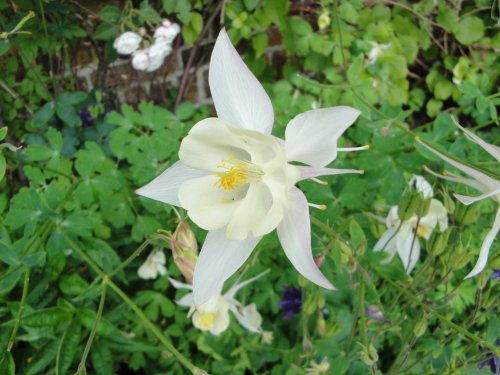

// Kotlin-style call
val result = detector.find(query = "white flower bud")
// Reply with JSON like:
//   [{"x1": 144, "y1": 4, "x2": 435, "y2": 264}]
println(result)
[
  {"x1": 131, "y1": 49, "x2": 150, "y2": 71},
  {"x1": 113, "y1": 31, "x2": 142, "y2": 55}
]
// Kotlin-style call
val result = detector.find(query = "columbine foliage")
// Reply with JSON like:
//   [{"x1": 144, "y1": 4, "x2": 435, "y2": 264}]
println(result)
[{"x1": 0, "y1": 1, "x2": 499, "y2": 374}]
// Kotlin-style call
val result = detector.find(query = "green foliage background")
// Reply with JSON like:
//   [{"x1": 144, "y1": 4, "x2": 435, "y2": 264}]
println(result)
[{"x1": 0, "y1": 0, "x2": 499, "y2": 374}]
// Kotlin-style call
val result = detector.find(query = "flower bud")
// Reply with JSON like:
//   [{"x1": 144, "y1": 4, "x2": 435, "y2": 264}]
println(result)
[
  {"x1": 455, "y1": 203, "x2": 480, "y2": 226},
  {"x1": 171, "y1": 220, "x2": 198, "y2": 284},
  {"x1": 398, "y1": 190, "x2": 421, "y2": 221},
  {"x1": 113, "y1": 32, "x2": 142, "y2": 55},
  {"x1": 415, "y1": 196, "x2": 432, "y2": 217},
  {"x1": 318, "y1": 11, "x2": 331, "y2": 31},
  {"x1": 413, "y1": 317, "x2": 427, "y2": 337},
  {"x1": 428, "y1": 228, "x2": 451, "y2": 256},
  {"x1": 316, "y1": 314, "x2": 326, "y2": 337}
]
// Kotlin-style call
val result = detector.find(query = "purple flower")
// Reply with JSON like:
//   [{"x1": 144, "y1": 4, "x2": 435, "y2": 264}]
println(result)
[
  {"x1": 279, "y1": 286, "x2": 302, "y2": 320},
  {"x1": 79, "y1": 108, "x2": 93, "y2": 127},
  {"x1": 478, "y1": 340, "x2": 499, "y2": 374},
  {"x1": 492, "y1": 270, "x2": 500, "y2": 281}
]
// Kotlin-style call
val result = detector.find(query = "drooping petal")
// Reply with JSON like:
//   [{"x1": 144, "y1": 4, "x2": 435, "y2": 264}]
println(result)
[
  {"x1": 374, "y1": 226, "x2": 399, "y2": 263},
  {"x1": 424, "y1": 167, "x2": 487, "y2": 194},
  {"x1": 285, "y1": 106, "x2": 360, "y2": 168},
  {"x1": 135, "y1": 161, "x2": 207, "y2": 206},
  {"x1": 296, "y1": 166, "x2": 364, "y2": 181},
  {"x1": 168, "y1": 277, "x2": 193, "y2": 290},
  {"x1": 396, "y1": 222, "x2": 420, "y2": 273},
  {"x1": 418, "y1": 140, "x2": 499, "y2": 194},
  {"x1": 192, "y1": 229, "x2": 262, "y2": 306},
  {"x1": 276, "y1": 187, "x2": 335, "y2": 290},
  {"x1": 454, "y1": 187, "x2": 500, "y2": 206},
  {"x1": 453, "y1": 119, "x2": 500, "y2": 163},
  {"x1": 410, "y1": 175, "x2": 434, "y2": 198},
  {"x1": 230, "y1": 303, "x2": 263, "y2": 333},
  {"x1": 176, "y1": 293, "x2": 194, "y2": 307},
  {"x1": 224, "y1": 269, "x2": 270, "y2": 300},
  {"x1": 465, "y1": 207, "x2": 500, "y2": 279},
  {"x1": 209, "y1": 29, "x2": 274, "y2": 134}
]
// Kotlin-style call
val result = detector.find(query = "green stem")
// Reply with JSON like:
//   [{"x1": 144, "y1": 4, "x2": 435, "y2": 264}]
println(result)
[
  {"x1": 76, "y1": 282, "x2": 107, "y2": 374},
  {"x1": 7, "y1": 268, "x2": 30, "y2": 351},
  {"x1": 107, "y1": 239, "x2": 152, "y2": 278},
  {"x1": 358, "y1": 274, "x2": 368, "y2": 347},
  {"x1": 375, "y1": 270, "x2": 500, "y2": 356},
  {"x1": 63, "y1": 234, "x2": 197, "y2": 372}
]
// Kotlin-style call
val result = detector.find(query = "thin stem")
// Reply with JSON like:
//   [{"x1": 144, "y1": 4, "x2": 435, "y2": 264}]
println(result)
[
  {"x1": 375, "y1": 270, "x2": 500, "y2": 355},
  {"x1": 76, "y1": 282, "x2": 107, "y2": 374},
  {"x1": 358, "y1": 273, "x2": 368, "y2": 347},
  {"x1": 7, "y1": 268, "x2": 30, "y2": 351},
  {"x1": 107, "y1": 239, "x2": 152, "y2": 278},
  {"x1": 63, "y1": 234, "x2": 198, "y2": 372}
]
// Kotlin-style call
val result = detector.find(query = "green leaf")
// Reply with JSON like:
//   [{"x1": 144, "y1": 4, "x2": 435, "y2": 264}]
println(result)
[
  {"x1": 454, "y1": 16, "x2": 484, "y2": 45},
  {"x1": 99, "y1": 5, "x2": 121, "y2": 22},
  {"x1": 0, "y1": 126, "x2": 7, "y2": 141},
  {"x1": 434, "y1": 80, "x2": 453, "y2": 100},
  {"x1": 47, "y1": 127, "x2": 63, "y2": 152},
  {"x1": 22, "y1": 251, "x2": 46, "y2": 267},
  {"x1": 56, "y1": 323, "x2": 81, "y2": 375},
  {"x1": 30, "y1": 102, "x2": 55, "y2": 129},
  {"x1": 0, "y1": 155, "x2": 5, "y2": 182},
  {"x1": 252, "y1": 33, "x2": 268, "y2": 57},
  {"x1": 437, "y1": 8, "x2": 459, "y2": 32},
  {"x1": 94, "y1": 23, "x2": 118, "y2": 41},
  {"x1": 139, "y1": 0, "x2": 161, "y2": 24},
  {"x1": 91, "y1": 341, "x2": 113, "y2": 375},
  {"x1": 59, "y1": 274, "x2": 90, "y2": 296},
  {"x1": 0, "y1": 351, "x2": 15, "y2": 375},
  {"x1": 26, "y1": 144, "x2": 55, "y2": 161}
]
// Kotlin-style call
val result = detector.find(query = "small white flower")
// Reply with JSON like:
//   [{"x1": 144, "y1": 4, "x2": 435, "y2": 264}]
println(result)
[
  {"x1": 138, "y1": 250, "x2": 167, "y2": 280},
  {"x1": 113, "y1": 31, "x2": 142, "y2": 55},
  {"x1": 137, "y1": 29, "x2": 366, "y2": 307},
  {"x1": 367, "y1": 42, "x2": 390, "y2": 65},
  {"x1": 418, "y1": 119, "x2": 500, "y2": 278},
  {"x1": 305, "y1": 358, "x2": 330, "y2": 375},
  {"x1": 131, "y1": 49, "x2": 150, "y2": 71},
  {"x1": 261, "y1": 330, "x2": 274, "y2": 344},
  {"x1": 318, "y1": 11, "x2": 331, "y2": 31},
  {"x1": 154, "y1": 22, "x2": 181, "y2": 44},
  {"x1": 145, "y1": 39, "x2": 172, "y2": 72},
  {"x1": 375, "y1": 176, "x2": 448, "y2": 273},
  {"x1": 169, "y1": 270, "x2": 267, "y2": 335}
]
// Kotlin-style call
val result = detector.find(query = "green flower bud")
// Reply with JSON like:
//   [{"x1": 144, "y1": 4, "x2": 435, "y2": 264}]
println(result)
[
  {"x1": 398, "y1": 190, "x2": 421, "y2": 221},
  {"x1": 170, "y1": 220, "x2": 198, "y2": 284},
  {"x1": 428, "y1": 228, "x2": 452, "y2": 256}
]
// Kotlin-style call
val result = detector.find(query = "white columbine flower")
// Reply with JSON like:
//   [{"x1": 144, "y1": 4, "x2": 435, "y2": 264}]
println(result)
[
  {"x1": 169, "y1": 271, "x2": 267, "y2": 335},
  {"x1": 375, "y1": 176, "x2": 448, "y2": 273},
  {"x1": 418, "y1": 120, "x2": 500, "y2": 278},
  {"x1": 136, "y1": 29, "x2": 365, "y2": 306},
  {"x1": 137, "y1": 249, "x2": 167, "y2": 280},
  {"x1": 113, "y1": 31, "x2": 142, "y2": 55}
]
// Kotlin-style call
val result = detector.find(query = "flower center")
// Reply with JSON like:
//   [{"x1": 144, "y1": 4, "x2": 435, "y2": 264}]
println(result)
[
  {"x1": 416, "y1": 224, "x2": 427, "y2": 238},
  {"x1": 214, "y1": 157, "x2": 263, "y2": 192},
  {"x1": 197, "y1": 312, "x2": 216, "y2": 329}
]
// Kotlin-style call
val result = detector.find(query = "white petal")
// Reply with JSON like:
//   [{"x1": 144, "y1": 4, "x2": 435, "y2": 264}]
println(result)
[
  {"x1": 454, "y1": 187, "x2": 500, "y2": 206},
  {"x1": 277, "y1": 187, "x2": 335, "y2": 290},
  {"x1": 411, "y1": 175, "x2": 433, "y2": 198},
  {"x1": 396, "y1": 222, "x2": 420, "y2": 273},
  {"x1": 176, "y1": 293, "x2": 194, "y2": 308},
  {"x1": 225, "y1": 182, "x2": 276, "y2": 240},
  {"x1": 137, "y1": 262, "x2": 156, "y2": 280},
  {"x1": 179, "y1": 118, "x2": 251, "y2": 172},
  {"x1": 168, "y1": 277, "x2": 193, "y2": 290},
  {"x1": 192, "y1": 229, "x2": 262, "y2": 306},
  {"x1": 178, "y1": 175, "x2": 244, "y2": 230},
  {"x1": 285, "y1": 106, "x2": 360, "y2": 168},
  {"x1": 297, "y1": 166, "x2": 363, "y2": 181},
  {"x1": 209, "y1": 29, "x2": 274, "y2": 134},
  {"x1": 424, "y1": 167, "x2": 487, "y2": 194},
  {"x1": 464, "y1": 207, "x2": 500, "y2": 279},
  {"x1": 224, "y1": 269, "x2": 270, "y2": 300},
  {"x1": 231, "y1": 303, "x2": 263, "y2": 333},
  {"x1": 418, "y1": 141, "x2": 498, "y2": 193},
  {"x1": 453, "y1": 119, "x2": 500, "y2": 163},
  {"x1": 374, "y1": 226, "x2": 399, "y2": 263},
  {"x1": 136, "y1": 161, "x2": 207, "y2": 206}
]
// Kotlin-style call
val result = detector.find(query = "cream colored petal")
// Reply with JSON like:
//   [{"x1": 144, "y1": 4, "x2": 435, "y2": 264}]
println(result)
[
  {"x1": 297, "y1": 166, "x2": 364, "y2": 181},
  {"x1": 374, "y1": 226, "x2": 399, "y2": 264},
  {"x1": 453, "y1": 119, "x2": 500, "y2": 163},
  {"x1": 454, "y1": 187, "x2": 500, "y2": 206},
  {"x1": 396, "y1": 222, "x2": 420, "y2": 273}
]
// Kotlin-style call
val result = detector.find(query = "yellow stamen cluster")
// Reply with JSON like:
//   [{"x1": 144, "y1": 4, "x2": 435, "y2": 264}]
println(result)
[
  {"x1": 416, "y1": 224, "x2": 427, "y2": 238},
  {"x1": 215, "y1": 158, "x2": 249, "y2": 191},
  {"x1": 197, "y1": 312, "x2": 216, "y2": 329}
]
